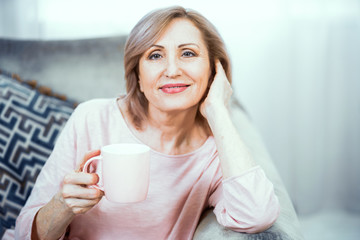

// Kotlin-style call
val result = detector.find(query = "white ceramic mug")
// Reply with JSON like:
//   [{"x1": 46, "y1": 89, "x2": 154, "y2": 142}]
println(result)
[{"x1": 83, "y1": 143, "x2": 151, "y2": 203}]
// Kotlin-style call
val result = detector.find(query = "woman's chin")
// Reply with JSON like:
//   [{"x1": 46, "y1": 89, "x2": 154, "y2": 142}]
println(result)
[{"x1": 149, "y1": 100, "x2": 199, "y2": 114}]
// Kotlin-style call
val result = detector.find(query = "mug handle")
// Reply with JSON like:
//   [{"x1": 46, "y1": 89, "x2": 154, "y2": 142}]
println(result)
[{"x1": 82, "y1": 155, "x2": 104, "y2": 191}]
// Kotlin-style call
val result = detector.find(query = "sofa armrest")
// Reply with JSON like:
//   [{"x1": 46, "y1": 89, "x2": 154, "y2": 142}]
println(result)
[
  {"x1": 194, "y1": 208, "x2": 292, "y2": 240},
  {"x1": 193, "y1": 98, "x2": 304, "y2": 240}
]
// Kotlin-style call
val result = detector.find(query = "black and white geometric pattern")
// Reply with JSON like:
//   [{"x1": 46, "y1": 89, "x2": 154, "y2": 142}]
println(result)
[{"x1": 0, "y1": 72, "x2": 75, "y2": 236}]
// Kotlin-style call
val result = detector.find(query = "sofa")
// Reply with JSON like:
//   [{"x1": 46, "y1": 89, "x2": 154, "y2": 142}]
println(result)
[{"x1": 0, "y1": 37, "x2": 304, "y2": 239}]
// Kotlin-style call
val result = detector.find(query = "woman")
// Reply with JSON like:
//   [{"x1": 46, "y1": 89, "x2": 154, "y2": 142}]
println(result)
[{"x1": 15, "y1": 6, "x2": 279, "y2": 239}]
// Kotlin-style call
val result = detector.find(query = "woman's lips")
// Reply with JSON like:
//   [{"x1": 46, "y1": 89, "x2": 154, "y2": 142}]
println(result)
[{"x1": 159, "y1": 84, "x2": 190, "y2": 94}]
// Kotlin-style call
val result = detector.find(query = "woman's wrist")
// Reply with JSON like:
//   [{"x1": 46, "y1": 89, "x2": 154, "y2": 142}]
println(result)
[
  {"x1": 34, "y1": 191, "x2": 75, "y2": 239},
  {"x1": 203, "y1": 102, "x2": 230, "y2": 126}
]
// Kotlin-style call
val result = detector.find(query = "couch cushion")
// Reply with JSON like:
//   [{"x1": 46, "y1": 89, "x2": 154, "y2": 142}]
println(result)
[{"x1": 0, "y1": 71, "x2": 75, "y2": 236}]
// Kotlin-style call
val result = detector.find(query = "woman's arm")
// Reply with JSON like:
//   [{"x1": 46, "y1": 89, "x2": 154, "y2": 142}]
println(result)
[
  {"x1": 202, "y1": 61, "x2": 280, "y2": 233},
  {"x1": 201, "y1": 60, "x2": 257, "y2": 179},
  {"x1": 32, "y1": 150, "x2": 103, "y2": 240}
]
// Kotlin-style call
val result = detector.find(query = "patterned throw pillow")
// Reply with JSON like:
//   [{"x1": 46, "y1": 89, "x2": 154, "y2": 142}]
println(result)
[{"x1": 0, "y1": 71, "x2": 75, "y2": 236}]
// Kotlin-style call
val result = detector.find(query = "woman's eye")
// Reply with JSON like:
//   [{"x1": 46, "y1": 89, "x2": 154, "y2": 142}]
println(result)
[
  {"x1": 148, "y1": 53, "x2": 162, "y2": 60},
  {"x1": 182, "y1": 51, "x2": 196, "y2": 57}
]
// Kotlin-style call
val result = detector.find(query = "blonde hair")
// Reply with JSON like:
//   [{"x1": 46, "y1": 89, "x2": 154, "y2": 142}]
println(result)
[{"x1": 124, "y1": 6, "x2": 232, "y2": 130}]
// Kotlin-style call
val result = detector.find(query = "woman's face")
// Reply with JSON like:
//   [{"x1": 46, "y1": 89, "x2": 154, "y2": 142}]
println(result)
[{"x1": 138, "y1": 18, "x2": 211, "y2": 114}]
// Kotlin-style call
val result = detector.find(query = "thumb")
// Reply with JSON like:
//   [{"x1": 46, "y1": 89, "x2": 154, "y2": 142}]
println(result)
[
  {"x1": 215, "y1": 59, "x2": 226, "y2": 76},
  {"x1": 76, "y1": 149, "x2": 101, "y2": 172}
]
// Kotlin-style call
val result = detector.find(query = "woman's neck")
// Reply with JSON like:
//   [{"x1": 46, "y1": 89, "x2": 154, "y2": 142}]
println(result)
[
  {"x1": 144, "y1": 104, "x2": 208, "y2": 155},
  {"x1": 118, "y1": 98, "x2": 209, "y2": 155}
]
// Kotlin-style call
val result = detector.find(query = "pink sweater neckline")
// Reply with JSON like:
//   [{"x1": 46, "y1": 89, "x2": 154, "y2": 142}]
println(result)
[{"x1": 113, "y1": 98, "x2": 215, "y2": 159}]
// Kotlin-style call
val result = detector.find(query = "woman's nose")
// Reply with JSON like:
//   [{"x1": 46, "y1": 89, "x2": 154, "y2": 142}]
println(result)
[{"x1": 164, "y1": 56, "x2": 181, "y2": 78}]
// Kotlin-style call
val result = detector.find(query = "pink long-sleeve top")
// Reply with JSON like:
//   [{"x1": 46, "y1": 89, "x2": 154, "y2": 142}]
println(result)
[{"x1": 13, "y1": 98, "x2": 279, "y2": 240}]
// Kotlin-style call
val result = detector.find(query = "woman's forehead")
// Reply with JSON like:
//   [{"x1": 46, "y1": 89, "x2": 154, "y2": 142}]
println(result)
[{"x1": 153, "y1": 18, "x2": 206, "y2": 47}]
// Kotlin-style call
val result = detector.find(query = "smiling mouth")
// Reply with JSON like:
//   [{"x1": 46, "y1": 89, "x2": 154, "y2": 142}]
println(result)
[{"x1": 159, "y1": 84, "x2": 190, "y2": 94}]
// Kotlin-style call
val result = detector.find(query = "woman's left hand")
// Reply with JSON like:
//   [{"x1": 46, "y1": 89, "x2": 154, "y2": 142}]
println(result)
[{"x1": 200, "y1": 59, "x2": 233, "y2": 119}]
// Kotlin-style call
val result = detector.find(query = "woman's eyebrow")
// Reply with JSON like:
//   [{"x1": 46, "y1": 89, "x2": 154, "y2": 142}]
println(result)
[
  {"x1": 150, "y1": 44, "x2": 164, "y2": 49},
  {"x1": 178, "y1": 43, "x2": 200, "y2": 48},
  {"x1": 149, "y1": 43, "x2": 200, "y2": 49}
]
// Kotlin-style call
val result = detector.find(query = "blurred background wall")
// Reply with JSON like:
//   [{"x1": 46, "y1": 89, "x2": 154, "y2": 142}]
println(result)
[{"x1": 1, "y1": 0, "x2": 359, "y2": 235}]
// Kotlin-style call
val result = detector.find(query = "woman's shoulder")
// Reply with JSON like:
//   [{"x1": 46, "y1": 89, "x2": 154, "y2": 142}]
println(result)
[
  {"x1": 77, "y1": 98, "x2": 115, "y2": 108},
  {"x1": 70, "y1": 98, "x2": 118, "y2": 123},
  {"x1": 74, "y1": 98, "x2": 115, "y2": 114}
]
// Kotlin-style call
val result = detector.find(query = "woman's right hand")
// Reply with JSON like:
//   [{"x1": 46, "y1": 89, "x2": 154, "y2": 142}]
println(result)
[
  {"x1": 32, "y1": 150, "x2": 104, "y2": 239},
  {"x1": 59, "y1": 150, "x2": 104, "y2": 215}
]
